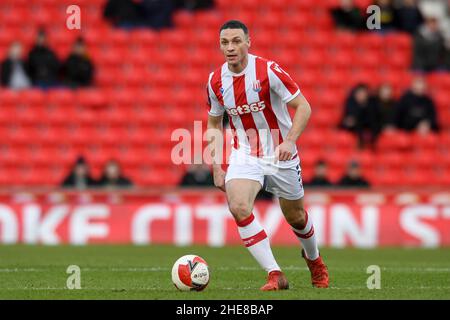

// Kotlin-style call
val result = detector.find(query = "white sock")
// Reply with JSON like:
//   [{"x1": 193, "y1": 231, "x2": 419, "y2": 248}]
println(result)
[
  {"x1": 237, "y1": 213, "x2": 280, "y2": 273},
  {"x1": 291, "y1": 211, "x2": 319, "y2": 261}
]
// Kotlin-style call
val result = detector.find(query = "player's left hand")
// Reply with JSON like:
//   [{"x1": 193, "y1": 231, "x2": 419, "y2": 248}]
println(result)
[{"x1": 275, "y1": 140, "x2": 296, "y2": 161}]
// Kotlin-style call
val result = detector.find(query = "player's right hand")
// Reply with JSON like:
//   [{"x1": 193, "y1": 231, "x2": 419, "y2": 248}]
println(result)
[{"x1": 213, "y1": 168, "x2": 226, "y2": 192}]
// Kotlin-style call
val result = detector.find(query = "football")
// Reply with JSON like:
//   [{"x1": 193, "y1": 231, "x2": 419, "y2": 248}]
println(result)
[{"x1": 171, "y1": 254, "x2": 210, "y2": 291}]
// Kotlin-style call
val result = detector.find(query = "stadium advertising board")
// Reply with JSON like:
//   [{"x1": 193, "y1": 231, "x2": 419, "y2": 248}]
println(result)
[{"x1": 0, "y1": 190, "x2": 449, "y2": 247}]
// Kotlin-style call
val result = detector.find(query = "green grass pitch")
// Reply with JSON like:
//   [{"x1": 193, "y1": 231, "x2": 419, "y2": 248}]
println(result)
[{"x1": 0, "y1": 245, "x2": 449, "y2": 299}]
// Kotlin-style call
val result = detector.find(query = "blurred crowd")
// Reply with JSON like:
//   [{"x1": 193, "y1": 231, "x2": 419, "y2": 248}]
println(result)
[
  {"x1": 340, "y1": 76, "x2": 439, "y2": 148},
  {"x1": 1, "y1": 29, "x2": 94, "y2": 90},
  {"x1": 305, "y1": 160, "x2": 370, "y2": 188},
  {"x1": 62, "y1": 157, "x2": 133, "y2": 190},
  {"x1": 331, "y1": 0, "x2": 450, "y2": 72},
  {"x1": 103, "y1": 0, "x2": 214, "y2": 29}
]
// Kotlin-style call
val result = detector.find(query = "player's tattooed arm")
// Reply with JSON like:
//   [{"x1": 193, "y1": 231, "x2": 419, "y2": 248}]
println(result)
[
  {"x1": 206, "y1": 114, "x2": 226, "y2": 191},
  {"x1": 276, "y1": 94, "x2": 311, "y2": 161}
]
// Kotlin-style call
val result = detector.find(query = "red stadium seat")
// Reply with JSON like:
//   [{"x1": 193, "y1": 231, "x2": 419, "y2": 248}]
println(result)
[
  {"x1": 377, "y1": 130, "x2": 412, "y2": 151},
  {"x1": 357, "y1": 33, "x2": 384, "y2": 51},
  {"x1": 376, "y1": 152, "x2": 404, "y2": 170},
  {"x1": 173, "y1": 10, "x2": 195, "y2": 28},
  {"x1": 427, "y1": 73, "x2": 450, "y2": 92},
  {"x1": 129, "y1": 29, "x2": 159, "y2": 49},
  {"x1": 369, "y1": 168, "x2": 401, "y2": 187},
  {"x1": 0, "y1": 0, "x2": 446, "y2": 188},
  {"x1": 401, "y1": 169, "x2": 432, "y2": 187},
  {"x1": 434, "y1": 170, "x2": 450, "y2": 187},
  {"x1": 434, "y1": 90, "x2": 450, "y2": 109},
  {"x1": 46, "y1": 89, "x2": 76, "y2": 107},
  {"x1": 193, "y1": 11, "x2": 224, "y2": 28},
  {"x1": 76, "y1": 89, "x2": 107, "y2": 108},
  {"x1": 412, "y1": 133, "x2": 439, "y2": 150},
  {"x1": 384, "y1": 33, "x2": 412, "y2": 53},
  {"x1": 350, "y1": 150, "x2": 375, "y2": 170},
  {"x1": 19, "y1": 89, "x2": 46, "y2": 107},
  {"x1": 409, "y1": 151, "x2": 437, "y2": 169}
]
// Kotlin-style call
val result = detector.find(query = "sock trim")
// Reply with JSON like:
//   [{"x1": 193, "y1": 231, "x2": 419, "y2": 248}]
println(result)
[
  {"x1": 236, "y1": 213, "x2": 255, "y2": 227},
  {"x1": 293, "y1": 226, "x2": 314, "y2": 239},
  {"x1": 242, "y1": 230, "x2": 267, "y2": 247}
]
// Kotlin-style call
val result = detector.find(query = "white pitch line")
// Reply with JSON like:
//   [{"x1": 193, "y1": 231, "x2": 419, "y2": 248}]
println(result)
[{"x1": 0, "y1": 268, "x2": 43, "y2": 273}]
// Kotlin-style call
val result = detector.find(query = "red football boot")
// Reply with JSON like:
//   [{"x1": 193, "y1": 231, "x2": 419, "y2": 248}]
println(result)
[
  {"x1": 302, "y1": 250, "x2": 329, "y2": 288},
  {"x1": 260, "y1": 270, "x2": 289, "y2": 291}
]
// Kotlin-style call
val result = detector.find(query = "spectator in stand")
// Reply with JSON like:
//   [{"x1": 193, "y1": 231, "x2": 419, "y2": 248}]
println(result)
[
  {"x1": 330, "y1": 0, "x2": 365, "y2": 31},
  {"x1": 97, "y1": 160, "x2": 133, "y2": 188},
  {"x1": 103, "y1": 0, "x2": 142, "y2": 28},
  {"x1": 174, "y1": 0, "x2": 214, "y2": 10},
  {"x1": 412, "y1": 16, "x2": 445, "y2": 72},
  {"x1": 61, "y1": 156, "x2": 97, "y2": 190},
  {"x1": 340, "y1": 83, "x2": 380, "y2": 148},
  {"x1": 27, "y1": 29, "x2": 60, "y2": 88},
  {"x1": 337, "y1": 161, "x2": 370, "y2": 188},
  {"x1": 444, "y1": 39, "x2": 450, "y2": 71},
  {"x1": 305, "y1": 160, "x2": 333, "y2": 187},
  {"x1": 180, "y1": 163, "x2": 214, "y2": 187},
  {"x1": 394, "y1": 0, "x2": 423, "y2": 34},
  {"x1": 372, "y1": 83, "x2": 397, "y2": 132},
  {"x1": 141, "y1": 0, "x2": 175, "y2": 30},
  {"x1": 62, "y1": 37, "x2": 94, "y2": 88},
  {"x1": 374, "y1": 0, "x2": 396, "y2": 31},
  {"x1": 394, "y1": 76, "x2": 439, "y2": 133},
  {"x1": 1, "y1": 41, "x2": 31, "y2": 90}
]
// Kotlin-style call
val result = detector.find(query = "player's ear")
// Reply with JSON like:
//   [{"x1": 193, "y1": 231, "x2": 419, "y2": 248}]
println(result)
[{"x1": 247, "y1": 36, "x2": 251, "y2": 48}]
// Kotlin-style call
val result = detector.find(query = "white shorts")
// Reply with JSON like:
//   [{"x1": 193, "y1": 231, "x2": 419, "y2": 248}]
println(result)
[{"x1": 225, "y1": 150, "x2": 304, "y2": 200}]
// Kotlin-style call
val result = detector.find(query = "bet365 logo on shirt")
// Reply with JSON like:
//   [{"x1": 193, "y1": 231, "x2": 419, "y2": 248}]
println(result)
[{"x1": 226, "y1": 101, "x2": 266, "y2": 116}]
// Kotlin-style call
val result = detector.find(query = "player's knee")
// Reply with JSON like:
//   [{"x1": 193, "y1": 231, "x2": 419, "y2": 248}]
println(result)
[
  {"x1": 287, "y1": 207, "x2": 307, "y2": 230},
  {"x1": 228, "y1": 201, "x2": 252, "y2": 220}
]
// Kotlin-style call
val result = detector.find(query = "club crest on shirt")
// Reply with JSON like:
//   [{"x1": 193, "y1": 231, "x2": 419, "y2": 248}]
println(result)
[
  {"x1": 252, "y1": 80, "x2": 261, "y2": 93},
  {"x1": 219, "y1": 87, "x2": 224, "y2": 94}
]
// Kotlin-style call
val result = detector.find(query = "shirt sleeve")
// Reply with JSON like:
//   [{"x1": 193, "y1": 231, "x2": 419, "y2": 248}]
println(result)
[
  {"x1": 267, "y1": 61, "x2": 301, "y2": 103},
  {"x1": 206, "y1": 72, "x2": 225, "y2": 117}
]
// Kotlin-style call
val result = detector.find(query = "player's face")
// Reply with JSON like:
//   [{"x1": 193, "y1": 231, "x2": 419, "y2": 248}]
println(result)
[{"x1": 219, "y1": 29, "x2": 250, "y2": 67}]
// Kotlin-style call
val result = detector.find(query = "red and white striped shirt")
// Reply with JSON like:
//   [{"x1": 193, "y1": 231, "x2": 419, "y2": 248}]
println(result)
[{"x1": 207, "y1": 54, "x2": 301, "y2": 160}]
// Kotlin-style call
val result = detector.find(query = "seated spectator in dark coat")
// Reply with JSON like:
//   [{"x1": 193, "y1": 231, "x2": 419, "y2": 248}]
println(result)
[
  {"x1": 444, "y1": 39, "x2": 450, "y2": 71},
  {"x1": 174, "y1": 0, "x2": 214, "y2": 10},
  {"x1": 373, "y1": 83, "x2": 397, "y2": 132},
  {"x1": 97, "y1": 160, "x2": 133, "y2": 188},
  {"x1": 394, "y1": 77, "x2": 439, "y2": 133},
  {"x1": 330, "y1": 0, "x2": 365, "y2": 31},
  {"x1": 180, "y1": 164, "x2": 214, "y2": 187},
  {"x1": 62, "y1": 37, "x2": 94, "y2": 88},
  {"x1": 394, "y1": 0, "x2": 423, "y2": 34},
  {"x1": 305, "y1": 160, "x2": 333, "y2": 187},
  {"x1": 338, "y1": 161, "x2": 370, "y2": 188},
  {"x1": 27, "y1": 29, "x2": 60, "y2": 88},
  {"x1": 412, "y1": 16, "x2": 445, "y2": 72},
  {"x1": 104, "y1": 0, "x2": 142, "y2": 27},
  {"x1": 62, "y1": 157, "x2": 97, "y2": 189},
  {"x1": 375, "y1": 0, "x2": 396, "y2": 31},
  {"x1": 340, "y1": 83, "x2": 380, "y2": 148},
  {"x1": 1, "y1": 41, "x2": 31, "y2": 89},
  {"x1": 141, "y1": 0, "x2": 175, "y2": 30}
]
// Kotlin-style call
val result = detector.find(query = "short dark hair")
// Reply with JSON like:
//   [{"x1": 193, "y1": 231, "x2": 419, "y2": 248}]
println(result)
[{"x1": 219, "y1": 20, "x2": 249, "y2": 36}]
